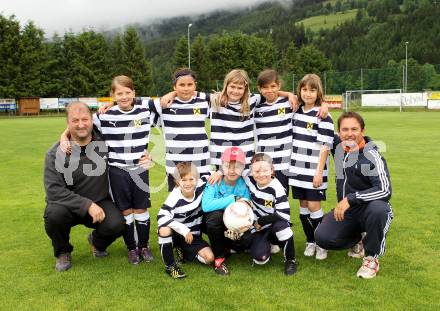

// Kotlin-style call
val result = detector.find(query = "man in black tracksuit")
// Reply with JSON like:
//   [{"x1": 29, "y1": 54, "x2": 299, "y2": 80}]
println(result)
[
  {"x1": 44, "y1": 102, "x2": 125, "y2": 272},
  {"x1": 315, "y1": 111, "x2": 393, "y2": 279}
]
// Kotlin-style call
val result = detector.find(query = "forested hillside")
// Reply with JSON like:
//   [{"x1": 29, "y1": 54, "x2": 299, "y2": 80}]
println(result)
[{"x1": 0, "y1": 0, "x2": 438, "y2": 98}]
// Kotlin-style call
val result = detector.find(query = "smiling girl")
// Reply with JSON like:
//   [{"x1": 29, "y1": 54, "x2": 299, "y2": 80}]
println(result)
[
  {"x1": 153, "y1": 68, "x2": 218, "y2": 191},
  {"x1": 162, "y1": 69, "x2": 298, "y2": 175},
  {"x1": 61, "y1": 75, "x2": 155, "y2": 265},
  {"x1": 289, "y1": 74, "x2": 335, "y2": 260}
]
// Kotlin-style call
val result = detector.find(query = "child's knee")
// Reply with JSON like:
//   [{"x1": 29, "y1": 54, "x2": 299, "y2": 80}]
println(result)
[
  {"x1": 158, "y1": 226, "x2": 172, "y2": 237},
  {"x1": 253, "y1": 254, "x2": 270, "y2": 265},
  {"x1": 198, "y1": 247, "x2": 214, "y2": 264}
]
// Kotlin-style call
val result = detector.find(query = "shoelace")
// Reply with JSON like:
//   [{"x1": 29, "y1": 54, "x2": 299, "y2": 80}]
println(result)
[
  {"x1": 171, "y1": 266, "x2": 183, "y2": 277},
  {"x1": 363, "y1": 258, "x2": 378, "y2": 270}
]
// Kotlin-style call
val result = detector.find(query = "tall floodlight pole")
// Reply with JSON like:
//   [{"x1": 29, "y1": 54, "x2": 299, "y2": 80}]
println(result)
[
  {"x1": 405, "y1": 41, "x2": 409, "y2": 92},
  {"x1": 188, "y1": 23, "x2": 192, "y2": 69}
]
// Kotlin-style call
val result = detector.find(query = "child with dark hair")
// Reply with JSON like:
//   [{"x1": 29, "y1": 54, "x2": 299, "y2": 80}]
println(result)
[
  {"x1": 289, "y1": 74, "x2": 334, "y2": 260},
  {"x1": 255, "y1": 69, "x2": 329, "y2": 193},
  {"x1": 154, "y1": 68, "x2": 221, "y2": 191}
]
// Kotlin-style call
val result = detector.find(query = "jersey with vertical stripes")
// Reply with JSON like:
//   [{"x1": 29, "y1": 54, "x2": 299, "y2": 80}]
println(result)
[
  {"x1": 254, "y1": 96, "x2": 293, "y2": 172},
  {"x1": 93, "y1": 98, "x2": 154, "y2": 169},
  {"x1": 157, "y1": 178, "x2": 206, "y2": 236},
  {"x1": 244, "y1": 176, "x2": 291, "y2": 230},
  {"x1": 152, "y1": 93, "x2": 210, "y2": 175},
  {"x1": 209, "y1": 94, "x2": 261, "y2": 170},
  {"x1": 289, "y1": 106, "x2": 334, "y2": 190}
]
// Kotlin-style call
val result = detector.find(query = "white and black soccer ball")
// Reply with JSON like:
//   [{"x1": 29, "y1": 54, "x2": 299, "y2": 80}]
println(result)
[{"x1": 223, "y1": 200, "x2": 254, "y2": 232}]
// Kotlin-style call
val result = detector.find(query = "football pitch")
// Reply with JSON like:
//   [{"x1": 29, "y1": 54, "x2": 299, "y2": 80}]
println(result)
[{"x1": 0, "y1": 111, "x2": 438, "y2": 310}]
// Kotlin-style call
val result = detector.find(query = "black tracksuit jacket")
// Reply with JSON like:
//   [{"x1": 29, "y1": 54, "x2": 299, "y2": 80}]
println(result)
[{"x1": 333, "y1": 135, "x2": 392, "y2": 206}]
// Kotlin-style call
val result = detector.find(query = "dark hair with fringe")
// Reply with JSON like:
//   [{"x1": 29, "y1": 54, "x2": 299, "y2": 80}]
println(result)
[
  {"x1": 297, "y1": 73, "x2": 324, "y2": 107},
  {"x1": 257, "y1": 69, "x2": 280, "y2": 88},
  {"x1": 337, "y1": 111, "x2": 365, "y2": 130},
  {"x1": 172, "y1": 68, "x2": 197, "y2": 85}
]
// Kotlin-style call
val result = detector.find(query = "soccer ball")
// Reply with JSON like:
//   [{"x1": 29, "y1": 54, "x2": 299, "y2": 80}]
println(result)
[{"x1": 223, "y1": 200, "x2": 254, "y2": 232}]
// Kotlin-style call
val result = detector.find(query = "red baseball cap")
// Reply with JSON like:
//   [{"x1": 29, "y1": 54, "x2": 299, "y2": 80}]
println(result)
[{"x1": 221, "y1": 146, "x2": 245, "y2": 164}]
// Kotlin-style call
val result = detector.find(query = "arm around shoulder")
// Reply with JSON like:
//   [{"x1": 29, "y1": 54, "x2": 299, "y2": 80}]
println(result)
[{"x1": 44, "y1": 145, "x2": 92, "y2": 217}]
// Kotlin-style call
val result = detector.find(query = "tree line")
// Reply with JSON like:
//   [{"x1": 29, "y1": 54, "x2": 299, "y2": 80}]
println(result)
[
  {"x1": 1, "y1": 0, "x2": 439, "y2": 99},
  {"x1": 0, "y1": 15, "x2": 153, "y2": 98}
]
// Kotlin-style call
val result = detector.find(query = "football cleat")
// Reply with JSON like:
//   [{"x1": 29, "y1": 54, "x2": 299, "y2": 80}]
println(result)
[
  {"x1": 214, "y1": 258, "x2": 230, "y2": 276},
  {"x1": 166, "y1": 264, "x2": 186, "y2": 279},
  {"x1": 128, "y1": 249, "x2": 140, "y2": 265},
  {"x1": 139, "y1": 246, "x2": 154, "y2": 262},
  {"x1": 284, "y1": 259, "x2": 298, "y2": 276},
  {"x1": 174, "y1": 246, "x2": 185, "y2": 264}
]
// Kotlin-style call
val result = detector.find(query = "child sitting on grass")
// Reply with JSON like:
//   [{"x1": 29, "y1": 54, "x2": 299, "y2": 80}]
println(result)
[{"x1": 157, "y1": 162, "x2": 214, "y2": 278}]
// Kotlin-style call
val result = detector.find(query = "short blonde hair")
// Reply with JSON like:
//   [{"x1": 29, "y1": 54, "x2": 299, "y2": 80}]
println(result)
[
  {"x1": 172, "y1": 162, "x2": 199, "y2": 187},
  {"x1": 111, "y1": 75, "x2": 134, "y2": 95}
]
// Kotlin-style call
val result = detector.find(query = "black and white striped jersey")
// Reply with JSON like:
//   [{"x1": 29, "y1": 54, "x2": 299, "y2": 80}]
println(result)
[
  {"x1": 93, "y1": 98, "x2": 155, "y2": 169},
  {"x1": 245, "y1": 176, "x2": 291, "y2": 229},
  {"x1": 153, "y1": 93, "x2": 210, "y2": 175},
  {"x1": 209, "y1": 94, "x2": 261, "y2": 169},
  {"x1": 289, "y1": 106, "x2": 334, "y2": 190},
  {"x1": 254, "y1": 97, "x2": 294, "y2": 172},
  {"x1": 157, "y1": 178, "x2": 206, "y2": 236}
]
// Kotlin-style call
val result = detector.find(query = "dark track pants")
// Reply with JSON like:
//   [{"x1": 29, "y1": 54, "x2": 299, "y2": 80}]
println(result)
[
  {"x1": 44, "y1": 199, "x2": 125, "y2": 257},
  {"x1": 203, "y1": 210, "x2": 252, "y2": 259},
  {"x1": 251, "y1": 220, "x2": 294, "y2": 262},
  {"x1": 315, "y1": 200, "x2": 393, "y2": 258}
]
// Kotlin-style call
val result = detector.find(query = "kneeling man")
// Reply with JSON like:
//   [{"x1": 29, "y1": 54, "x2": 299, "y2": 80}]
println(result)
[
  {"x1": 315, "y1": 111, "x2": 393, "y2": 279},
  {"x1": 44, "y1": 102, "x2": 125, "y2": 272}
]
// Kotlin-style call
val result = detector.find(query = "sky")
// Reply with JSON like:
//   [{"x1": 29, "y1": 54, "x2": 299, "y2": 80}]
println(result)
[{"x1": 0, "y1": 0, "x2": 269, "y2": 36}]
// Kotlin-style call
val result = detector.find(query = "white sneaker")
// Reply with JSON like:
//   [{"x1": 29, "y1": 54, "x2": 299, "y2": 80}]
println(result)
[
  {"x1": 304, "y1": 242, "x2": 316, "y2": 257},
  {"x1": 270, "y1": 244, "x2": 280, "y2": 254},
  {"x1": 315, "y1": 246, "x2": 328, "y2": 260},
  {"x1": 357, "y1": 256, "x2": 380, "y2": 279},
  {"x1": 348, "y1": 241, "x2": 365, "y2": 259}
]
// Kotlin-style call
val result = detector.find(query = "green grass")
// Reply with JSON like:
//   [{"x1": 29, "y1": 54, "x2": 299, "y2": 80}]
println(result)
[
  {"x1": 297, "y1": 9, "x2": 358, "y2": 32},
  {"x1": 0, "y1": 112, "x2": 439, "y2": 310}
]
